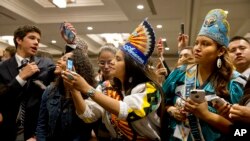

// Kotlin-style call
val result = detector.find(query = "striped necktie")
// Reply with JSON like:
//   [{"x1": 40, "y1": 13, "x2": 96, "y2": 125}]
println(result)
[
  {"x1": 19, "y1": 101, "x2": 26, "y2": 128},
  {"x1": 18, "y1": 59, "x2": 29, "y2": 129}
]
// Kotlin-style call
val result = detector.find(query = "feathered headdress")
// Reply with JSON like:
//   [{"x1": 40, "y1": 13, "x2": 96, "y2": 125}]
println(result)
[{"x1": 121, "y1": 19, "x2": 156, "y2": 65}]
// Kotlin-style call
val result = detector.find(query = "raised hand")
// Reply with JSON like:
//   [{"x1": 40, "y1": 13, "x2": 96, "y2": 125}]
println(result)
[
  {"x1": 156, "y1": 38, "x2": 164, "y2": 60},
  {"x1": 177, "y1": 34, "x2": 189, "y2": 52},
  {"x1": 60, "y1": 22, "x2": 77, "y2": 44}
]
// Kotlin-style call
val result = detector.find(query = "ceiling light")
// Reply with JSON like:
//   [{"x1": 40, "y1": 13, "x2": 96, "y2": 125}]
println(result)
[
  {"x1": 51, "y1": 40, "x2": 57, "y2": 44},
  {"x1": 87, "y1": 33, "x2": 130, "y2": 48},
  {"x1": 51, "y1": 0, "x2": 67, "y2": 8},
  {"x1": 39, "y1": 43, "x2": 48, "y2": 48},
  {"x1": 165, "y1": 47, "x2": 170, "y2": 51},
  {"x1": 0, "y1": 36, "x2": 15, "y2": 46},
  {"x1": 244, "y1": 32, "x2": 250, "y2": 39},
  {"x1": 137, "y1": 5, "x2": 144, "y2": 10},
  {"x1": 161, "y1": 38, "x2": 167, "y2": 42},
  {"x1": 87, "y1": 26, "x2": 93, "y2": 30},
  {"x1": 156, "y1": 25, "x2": 162, "y2": 29}
]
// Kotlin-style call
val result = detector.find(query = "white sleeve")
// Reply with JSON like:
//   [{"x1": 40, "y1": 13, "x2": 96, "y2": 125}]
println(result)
[
  {"x1": 96, "y1": 84, "x2": 103, "y2": 92},
  {"x1": 118, "y1": 90, "x2": 148, "y2": 119},
  {"x1": 118, "y1": 101, "x2": 128, "y2": 119},
  {"x1": 77, "y1": 85, "x2": 105, "y2": 123},
  {"x1": 118, "y1": 83, "x2": 160, "y2": 120},
  {"x1": 16, "y1": 75, "x2": 27, "y2": 86},
  {"x1": 77, "y1": 98, "x2": 104, "y2": 123}
]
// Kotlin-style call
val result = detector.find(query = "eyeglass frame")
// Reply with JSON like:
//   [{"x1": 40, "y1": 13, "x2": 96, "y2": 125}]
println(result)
[{"x1": 98, "y1": 60, "x2": 112, "y2": 66}]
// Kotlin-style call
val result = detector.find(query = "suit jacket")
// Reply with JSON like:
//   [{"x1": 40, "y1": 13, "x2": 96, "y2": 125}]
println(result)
[{"x1": 0, "y1": 56, "x2": 55, "y2": 141}]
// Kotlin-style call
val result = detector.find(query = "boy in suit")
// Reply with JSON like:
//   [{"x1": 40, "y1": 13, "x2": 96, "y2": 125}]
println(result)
[{"x1": 0, "y1": 25, "x2": 55, "y2": 141}]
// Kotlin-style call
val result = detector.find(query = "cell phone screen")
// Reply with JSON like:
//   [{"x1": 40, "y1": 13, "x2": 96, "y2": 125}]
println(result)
[
  {"x1": 67, "y1": 59, "x2": 73, "y2": 71},
  {"x1": 64, "y1": 28, "x2": 75, "y2": 43},
  {"x1": 61, "y1": 22, "x2": 76, "y2": 43}
]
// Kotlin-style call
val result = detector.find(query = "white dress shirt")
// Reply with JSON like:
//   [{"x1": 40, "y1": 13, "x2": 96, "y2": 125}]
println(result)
[{"x1": 15, "y1": 54, "x2": 30, "y2": 86}]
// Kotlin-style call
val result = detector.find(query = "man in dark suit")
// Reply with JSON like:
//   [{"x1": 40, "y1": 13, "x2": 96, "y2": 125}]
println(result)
[{"x1": 0, "y1": 25, "x2": 55, "y2": 141}]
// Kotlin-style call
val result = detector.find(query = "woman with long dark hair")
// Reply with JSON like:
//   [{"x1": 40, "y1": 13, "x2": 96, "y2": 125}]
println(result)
[
  {"x1": 36, "y1": 47, "x2": 96, "y2": 141},
  {"x1": 162, "y1": 9, "x2": 246, "y2": 141},
  {"x1": 62, "y1": 20, "x2": 163, "y2": 141}
]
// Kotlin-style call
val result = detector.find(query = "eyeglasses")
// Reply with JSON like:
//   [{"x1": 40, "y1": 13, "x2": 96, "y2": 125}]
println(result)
[{"x1": 98, "y1": 60, "x2": 112, "y2": 66}]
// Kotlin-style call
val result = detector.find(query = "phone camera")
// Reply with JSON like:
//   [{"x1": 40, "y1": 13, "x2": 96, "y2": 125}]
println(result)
[{"x1": 191, "y1": 91, "x2": 197, "y2": 94}]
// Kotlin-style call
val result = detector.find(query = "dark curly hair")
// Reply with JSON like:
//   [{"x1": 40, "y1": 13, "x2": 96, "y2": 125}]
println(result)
[
  {"x1": 72, "y1": 47, "x2": 96, "y2": 87},
  {"x1": 51, "y1": 47, "x2": 96, "y2": 97}
]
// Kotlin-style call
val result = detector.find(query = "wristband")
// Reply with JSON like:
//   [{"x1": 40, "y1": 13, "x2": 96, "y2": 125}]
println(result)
[{"x1": 87, "y1": 88, "x2": 96, "y2": 97}]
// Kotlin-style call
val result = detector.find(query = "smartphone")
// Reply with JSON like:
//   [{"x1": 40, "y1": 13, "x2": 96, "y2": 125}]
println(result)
[
  {"x1": 67, "y1": 58, "x2": 73, "y2": 71},
  {"x1": 190, "y1": 89, "x2": 205, "y2": 103},
  {"x1": 61, "y1": 23, "x2": 76, "y2": 43},
  {"x1": 180, "y1": 23, "x2": 184, "y2": 34},
  {"x1": 211, "y1": 97, "x2": 226, "y2": 107}
]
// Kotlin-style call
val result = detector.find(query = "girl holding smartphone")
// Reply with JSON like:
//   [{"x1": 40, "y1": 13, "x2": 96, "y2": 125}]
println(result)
[{"x1": 162, "y1": 9, "x2": 245, "y2": 141}]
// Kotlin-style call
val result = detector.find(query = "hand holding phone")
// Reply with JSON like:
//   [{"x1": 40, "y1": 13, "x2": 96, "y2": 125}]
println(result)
[
  {"x1": 211, "y1": 97, "x2": 226, "y2": 107},
  {"x1": 190, "y1": 89, "x2": 205, "y2": 103},
  {"x1": 60, "y1": 22, "x2": 76, "y2": 44}
]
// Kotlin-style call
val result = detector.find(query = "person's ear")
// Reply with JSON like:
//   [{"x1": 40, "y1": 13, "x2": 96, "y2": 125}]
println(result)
[
  {"x1": 218, "y1": 47, "x2": 226, "y2": 57},
  {"x1": 16, "y1": 37, "x2": 22, "y2": 46}
]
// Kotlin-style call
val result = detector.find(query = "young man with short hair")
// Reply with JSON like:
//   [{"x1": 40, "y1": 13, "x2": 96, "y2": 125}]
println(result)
[
  {"x1": 0, "y1": 25, "x2": 55, "y2": 141},
  {"x1": 228, "y1": 36, "x2": 250, "y2": 79}
]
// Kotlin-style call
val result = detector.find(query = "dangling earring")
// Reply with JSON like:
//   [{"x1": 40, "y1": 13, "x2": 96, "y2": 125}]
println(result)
[
  {"x1": 217, "y1": 57, "x2": 222, "y2": 68},
  {"x1": 128, "y1": 77, "x2": 133, "y2": 83}
]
